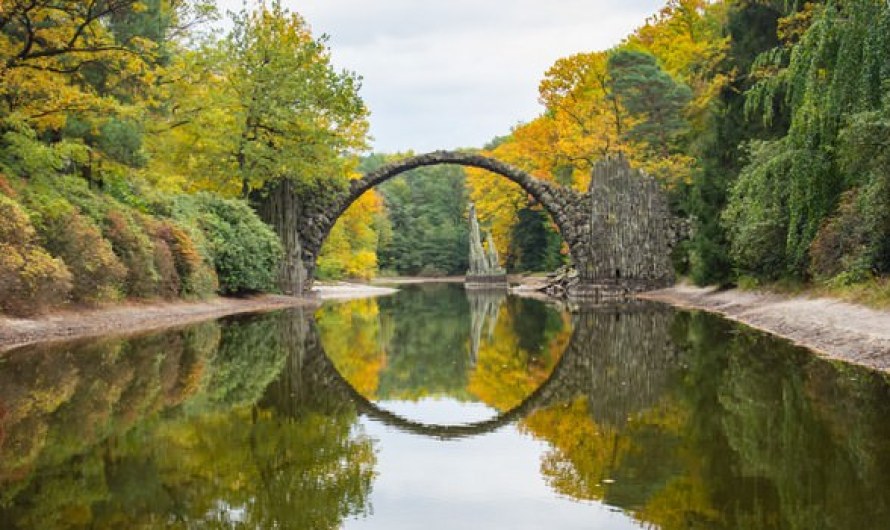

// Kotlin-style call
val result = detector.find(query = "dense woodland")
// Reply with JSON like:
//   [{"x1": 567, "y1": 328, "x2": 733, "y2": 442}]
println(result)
[{"x1": 1, "y1": 0, "x2": 889, "y2": 315}]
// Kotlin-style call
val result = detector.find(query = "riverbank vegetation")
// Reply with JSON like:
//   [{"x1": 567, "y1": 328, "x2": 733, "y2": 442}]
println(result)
[
  {"x1": 2, "y1": 0, "x2": 888, "y2": 315},
  {"x1": 0, "y1": 1, "x2": 366, "y2": 315}
]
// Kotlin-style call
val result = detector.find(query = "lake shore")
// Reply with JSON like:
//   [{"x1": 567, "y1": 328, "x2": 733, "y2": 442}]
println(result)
[
  {"x1": 0, "y1": 283, "x2": 399, "y2": 352},
  {"x1": 7, "y1": 279, "x2": 890, "y2": 374},
  {"x1": 639, "y1": 283, "x2": 890, "y2": 372},
  {"x1": 0, "y1": 295, "x2": 316, "y2": 353}
]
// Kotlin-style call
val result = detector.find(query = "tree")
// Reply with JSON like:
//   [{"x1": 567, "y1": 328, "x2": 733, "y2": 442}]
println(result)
[
  {"x1": 726, "y1": 0, "x2": 890, "y2": 281},
  {"x1": 147, "y1": 1, "x2": 369, "y2": 292},
  {"x1": 607, "y1": 50, "x2": 693, "y2": 162},
  {"x1": 370, "y1": 156, "x2": 470, "y2": 276}
]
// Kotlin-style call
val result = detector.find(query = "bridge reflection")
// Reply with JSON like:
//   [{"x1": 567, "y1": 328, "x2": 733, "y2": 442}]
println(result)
[{"x1": 264, "y1": 300, "x2": 681, "y2": 440}]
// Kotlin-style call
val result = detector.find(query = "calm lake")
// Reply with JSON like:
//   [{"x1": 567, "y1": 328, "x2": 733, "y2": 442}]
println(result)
[{"x1": 2, "y1": 283, "x2": 890, "y2": 529}]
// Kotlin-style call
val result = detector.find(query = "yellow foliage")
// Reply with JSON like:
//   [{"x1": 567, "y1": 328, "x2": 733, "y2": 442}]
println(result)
[
  {"x1": 318, "y1": 189, "x2": 383, "y2": 280},
  {"x1": 467, "y1": 308, "x2": 571, "y2": 411},
  {"x1": 625, "y1": 0, "x2": 730, "y2": 130},
  {"x1": 0, "y1": 195, "x2": 73, "y2": 315},
  {"x1": 470, "y1": 0, "x2": 728, "y2": 246},
  {"x1": 0, "y1": 2, "x2": 156, "y2": 164},
  {"x1": 637, "y1": 476, "x2": 723, "y2": 529},
  {"x1": 521, "y1": 397, "x2": 632, "y2": 502},
  {"x1": 316, "y1": 299, "x2": 387, "y2": 398}
]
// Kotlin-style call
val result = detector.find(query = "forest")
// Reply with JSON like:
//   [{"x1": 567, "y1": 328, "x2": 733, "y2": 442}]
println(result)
[{"x1": 1, "y1": 0, "x2": 889, "y2": 315}]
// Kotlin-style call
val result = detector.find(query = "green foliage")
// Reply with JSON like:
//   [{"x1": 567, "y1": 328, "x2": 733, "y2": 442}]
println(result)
[
  {"x1": 508, "y1": 207, "x2": 566, "y2": 272},
  {"x1": 722, "y1": 139, "x2": 792, "y2": 279},
  {"x1": 607, "y1": 50, "x2": 693, "y2": 154},
  {"x1": 724, "y1": 0, "x2": 890, "y2": 281},
  {"x1": 26, "y1": 195, "x2": 127, "y2": 304},
  {"x1": 103, "y1": 208, "x2": 160, "y2": 297},
  {"x1": 370, "y1": 157, "x2": 470, "y2": 276},
  {"x1": 685, "y1": 0, "x2": 789, "y2": 286},
  {"x1": 168, "y1": 194, "x2": 283, "y2": 294}
]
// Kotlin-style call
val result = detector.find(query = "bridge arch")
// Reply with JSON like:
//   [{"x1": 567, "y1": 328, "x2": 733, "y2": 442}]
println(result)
[
  {"x1": 309, "y1": 310, "x2": 583, "y2": 440},
  {"x1": 292, "y1": 150, "x2": 589, "y2": 293}
]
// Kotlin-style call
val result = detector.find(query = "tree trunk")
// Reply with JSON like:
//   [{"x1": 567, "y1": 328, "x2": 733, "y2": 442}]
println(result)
[{"x1": 255, "y1": 179, "x2": 307, "y2": 295}]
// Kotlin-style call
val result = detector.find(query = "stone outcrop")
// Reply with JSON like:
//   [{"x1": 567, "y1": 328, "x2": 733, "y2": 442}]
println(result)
[{"x1": 466, "y1": 202, "x2": 507, "y2": 287}]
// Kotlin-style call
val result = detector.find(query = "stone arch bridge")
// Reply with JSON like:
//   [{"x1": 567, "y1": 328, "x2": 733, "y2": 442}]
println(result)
[{"x1": 261, "y1": 150, "x2": 680, "y2": 299}]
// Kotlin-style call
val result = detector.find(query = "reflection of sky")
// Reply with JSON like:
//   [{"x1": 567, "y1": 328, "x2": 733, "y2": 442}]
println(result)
[
  {"x1": 347, "y1": 399, "x2": 644, "y2": 530},
  {"x1": 373, "y1": 398, "x2": 499, "y2": 424}
]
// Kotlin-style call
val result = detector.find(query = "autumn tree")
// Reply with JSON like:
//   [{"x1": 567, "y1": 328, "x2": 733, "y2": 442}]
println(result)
[{"x1": 148, "y1": 1, "x2": 369, "y2": 292}]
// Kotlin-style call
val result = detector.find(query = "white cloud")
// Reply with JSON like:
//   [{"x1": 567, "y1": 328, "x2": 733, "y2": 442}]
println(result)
[{"x1": 214, "y1": 0, "x2": 666, "y2": 152}]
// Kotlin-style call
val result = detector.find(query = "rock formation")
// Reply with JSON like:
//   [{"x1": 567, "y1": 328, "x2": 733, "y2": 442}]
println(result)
[{"x1": 466, "y1": 203, "x2": 507, "y2": 288}]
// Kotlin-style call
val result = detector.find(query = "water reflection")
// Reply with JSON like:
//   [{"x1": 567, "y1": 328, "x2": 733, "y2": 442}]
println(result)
[
  {"x1": 316, "y1": 283, "x2": 571, "y2": 417},
  {"x1": 1, "y1": 286, "x2": 890, "y2": 529},
  {"x1": 0, "y1": 309, "x2": 374, "y2": 529}
]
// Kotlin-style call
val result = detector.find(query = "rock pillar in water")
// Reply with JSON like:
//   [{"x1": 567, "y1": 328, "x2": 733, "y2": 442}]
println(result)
[{"x1": 465, "y1": 202, "x2": 508, "y2": 288}]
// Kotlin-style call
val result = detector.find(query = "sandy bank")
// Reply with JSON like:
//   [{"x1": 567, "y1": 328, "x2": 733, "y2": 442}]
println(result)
[
  {"x1": 312, "y1": 282, "x2": 399, "y2": 300},
  {"x1": 640, "y1": 284, "x2": 890, "y2": 371},
  {"x1": 0, "y1": 295, "x2": 319, "y2": 353},
  {"x1": 0, "y1": 283, "x2": 400, "y2": 352}
]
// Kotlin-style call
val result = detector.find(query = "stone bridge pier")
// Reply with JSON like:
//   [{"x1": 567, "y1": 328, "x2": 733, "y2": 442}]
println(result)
[{"x1": 263, "y1": 150, "x2": 679, "y2": 299}]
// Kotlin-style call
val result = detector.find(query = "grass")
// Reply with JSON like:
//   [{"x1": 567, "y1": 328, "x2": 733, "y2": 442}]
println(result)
[
  {"x1": 812, "y1": 277, "x2": 890, "y2": 310},
  {"x1": 733, "y1": 275, "x2": 890, "y2": 310}
]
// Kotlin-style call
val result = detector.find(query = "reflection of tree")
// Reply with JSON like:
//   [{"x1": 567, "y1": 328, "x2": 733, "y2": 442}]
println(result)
[
  {"x1": 521, "y1": 304, "x2": 685, "y2": 512},
  {"x1": 522, "y1": 308, "x2": 890, "y2": 529},
  {"x1": 716, "y1": 324, "x2": 890, "y2": 530},
  {"x1": 319, "y1": 284, "x2": 572, "y2": 412},
  {"x1": 468, "y1": 297, "x2": 570, "y2": 411},
  {"x1": 0, "y1": 322, "x2": 220, "y2": 505},
  {"x1": 316, "y1": 299, "x2": 388, "y2": 399},
  {"x1": 319, "y1": 284, "x2": 475, "y2": 401},
  {"x1": 0, "y1": 310, "x2": 376, "y2": 530},
  {"x1": 376, "y1": 284, "x2": 472, "y2": 400}
]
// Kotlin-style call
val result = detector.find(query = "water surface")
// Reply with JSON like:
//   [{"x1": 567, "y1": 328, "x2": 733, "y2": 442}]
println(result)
[{"x1": 2, "y1": 283, "x2": 890, "y2": 529}]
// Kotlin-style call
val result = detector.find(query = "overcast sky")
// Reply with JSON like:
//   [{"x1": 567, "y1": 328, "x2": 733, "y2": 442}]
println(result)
[{"x1": 215, "y1": 0, "x2": 666, "y2": 153}]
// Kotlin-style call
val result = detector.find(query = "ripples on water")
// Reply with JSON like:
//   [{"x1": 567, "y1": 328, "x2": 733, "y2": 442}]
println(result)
[{"x1": 2, "y1": 283, "x2": 890, "y2": 529}]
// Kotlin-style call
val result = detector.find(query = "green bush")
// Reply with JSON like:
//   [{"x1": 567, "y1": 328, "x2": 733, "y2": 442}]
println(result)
[
  {"x1": 0, "y1": 195, "x2": 72, "y2": 316},
  {"x1": 169, "y1": 194, "x2": 282, "y2": 294}
]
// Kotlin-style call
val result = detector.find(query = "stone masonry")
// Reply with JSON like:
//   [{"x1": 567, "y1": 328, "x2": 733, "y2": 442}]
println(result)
[
  {"x1": 570, "y1": 155, "x2": 677, "y2": 299},
  {"x1": 288, "y1": 150, "x2": 679, "y2": 299}
]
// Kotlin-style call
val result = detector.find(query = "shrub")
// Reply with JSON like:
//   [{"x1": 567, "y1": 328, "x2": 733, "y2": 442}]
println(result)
[
  {"x1": 809, "y1": 190, "x2": 869, "y2": 281},
  {"x1": 0, "y1": 174, "x2": 17, "y2": 197},
  {"x1": 151, "y1": 231, "x2": 181, "y2": 297},
  {"x1": 0, "y1": 195, "x2": 72, "y2": 316},
  {"x1": 104, "y1": 209, "x2": 160, "y2": 297},
  {"x1": 145, "y1": 217, "x2": 217, "y2": 298},
  {"x1": 172, "y1": 194, "x2": 282, "y2": 294},
  {"x1": 32, "y1": 200, "x2": 127, "y2": 304}
]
